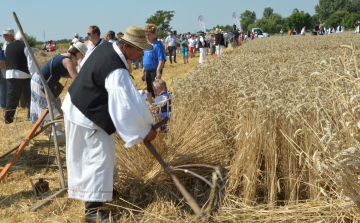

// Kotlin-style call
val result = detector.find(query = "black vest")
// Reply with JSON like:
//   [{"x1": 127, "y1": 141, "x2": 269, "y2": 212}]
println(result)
[
  {"x1": 199, "y1": 37, "x2": 208, "y2": 48},
  {"x1": 215, "y1": 34, "x2": 225, "y2": 46},
  {"x1": 5, "y1": 40, "x2": 29, "y2": 74},
  {"x1": 68, "y1": 42, "x2": 127, "y2": 135}
]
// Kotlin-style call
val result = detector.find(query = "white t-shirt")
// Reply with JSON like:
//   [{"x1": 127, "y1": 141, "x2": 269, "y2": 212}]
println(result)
[
  {"x1": 301, "y1": 28, "x2": 306, "y2": 35},
  {"x1": 189, "y1": 39, "x2": 196, "y2": 47},
  {"x1": 72, "y1": 38, "x2": 79, "y2": 44}
]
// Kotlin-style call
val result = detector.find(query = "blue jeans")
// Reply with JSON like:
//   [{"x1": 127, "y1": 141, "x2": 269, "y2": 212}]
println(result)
[
  {"x1": 135, "y1": 56, "x2": 143, "y2": 69},
  {"x1": 0, "y1": 73, "x2": 7, "y2": 108},
  {"x1": 181, "y1": 50, "x2": 188, "y2": 58}
]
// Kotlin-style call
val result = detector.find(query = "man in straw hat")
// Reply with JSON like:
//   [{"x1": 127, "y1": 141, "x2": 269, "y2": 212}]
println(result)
[
  {"x1": 62, "y1": 26, "x2": 157, "y2": 222},
  {"x1": 68, "y1": 33, "x2": 80, "y2": 50},
  {"x1": 72, "y1": 33, "x2": 79, "y2": 44},
  {"x1": 214, "y1": 28, "x2": 225, "y2": 56},
  {"x1": 354, "y1": 21, "x2": 360, "y2": 34}
]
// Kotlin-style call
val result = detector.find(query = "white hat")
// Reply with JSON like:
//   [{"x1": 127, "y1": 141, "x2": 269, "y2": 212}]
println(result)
[
  {"x1": 15, "y1": 31, "x2": 28, "y2": 41},
  {"x1": 1, "y1": 28, "x2": 14, "y2": 35},
  {"x1": 73, "y1": 42, "x2": 87, "y2": 56}
]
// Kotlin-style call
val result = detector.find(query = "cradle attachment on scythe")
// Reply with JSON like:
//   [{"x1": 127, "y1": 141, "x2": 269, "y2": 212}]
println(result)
[{"x1": 143, "y1": 117, "x2": 204, "y2": 219}]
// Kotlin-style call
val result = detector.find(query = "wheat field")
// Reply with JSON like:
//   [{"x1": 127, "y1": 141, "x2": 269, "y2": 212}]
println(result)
[{"x1": 2, "y1": 33, "x2": 360, "y2": 222}]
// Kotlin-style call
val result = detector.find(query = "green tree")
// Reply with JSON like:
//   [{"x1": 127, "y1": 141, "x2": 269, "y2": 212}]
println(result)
[
  {"x1": 146, "y1": 10, "x2": 175, "y2": 37},
  {"x1": 240, "y1": 10, "x2": 256, "y2": 32},
  {"x1": 263, "y1": 7, "x2": 274, "y2": 20},
  {"x1": 324, "y1": 10, "x2": 348, "y2": 28},
  {"x1": 315, "y1": 0, "x2": 350, "y2": 20},
  {"x1": 27, "y1": 36, "x2": 36, "y2": 47},
  {"x1": 342, "y1": 12, "x2": 360, "y2": 28},
  {"x1": 310, "y1": 14, "x2": 321, "y2": 26},
  {"x1": 349, "y1": 0, "x2": 360, "y2": 13},
  {"x1": 211, "y1": 25, "x2": 232, "y2": 32},
  {"x1": 249, "y1": 12, "x2": 284, "y2": 34},
  {"x1": 284, "y1": 10, "x2": 312, "y2": 31}
]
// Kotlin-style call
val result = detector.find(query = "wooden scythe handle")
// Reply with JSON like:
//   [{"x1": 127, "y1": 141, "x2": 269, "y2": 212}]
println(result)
[{"x1": 143, "y1": 117, "x2": 203, "y2": 218}]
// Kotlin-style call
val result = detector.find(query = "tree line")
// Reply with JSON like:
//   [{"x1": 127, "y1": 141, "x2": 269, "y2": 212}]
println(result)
[{"x1": 217, "y1": 0, "x2": 360, "y2": 34}]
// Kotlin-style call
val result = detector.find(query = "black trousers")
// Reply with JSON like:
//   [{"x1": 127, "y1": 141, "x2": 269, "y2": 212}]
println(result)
[
  {"x1": 146, "y1": 69, "x2": 162, "y2": 98},
  {"x1": 168, "y1": 46, "x2": 176, "y2": 63},
  {"x1": 4, "y1": 78, "x2": 31, "y2": 123}
]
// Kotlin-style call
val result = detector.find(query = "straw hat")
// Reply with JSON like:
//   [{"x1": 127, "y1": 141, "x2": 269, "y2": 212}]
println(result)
[
  {"x1": 215, "y1": 28, "x2": 221, "y2": 34},
  {"x1": 74, "y1": 33, "x2": 79, "y2": 37},
  {"x1": 1, "y1": 28, "x2": 14, "y2": 35},
  {"x1": 73, "y1": 42, "x2": 88, "y2": 56},
  {"x1": 119, "y1": 26, "x2": 152, "y2": 50}
]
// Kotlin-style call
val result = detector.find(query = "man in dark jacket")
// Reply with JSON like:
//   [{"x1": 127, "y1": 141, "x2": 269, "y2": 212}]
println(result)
[{"x1": 4, "y1": 31, "x2": 35, "y2": 123}]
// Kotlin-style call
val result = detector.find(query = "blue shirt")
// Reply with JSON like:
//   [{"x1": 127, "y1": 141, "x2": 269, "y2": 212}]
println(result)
[
  {"x1": 280, "y1": 30, "x2": 284, "y2": 36},
  {"x1": 0, "y1": 47, "x2": 5, "y2": 77},
  {"x1": 143, "y1": 41, "x2": 166, "y2": 71}
]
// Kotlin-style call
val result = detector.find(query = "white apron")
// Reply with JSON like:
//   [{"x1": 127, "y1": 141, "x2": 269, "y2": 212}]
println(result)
[{"x1": 64, "y1": 114, "x2": 115, "y2": 202}]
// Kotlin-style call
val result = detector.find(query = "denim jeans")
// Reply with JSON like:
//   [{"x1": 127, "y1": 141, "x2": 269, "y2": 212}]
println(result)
[{"x1": 135, "y1": 56, "x2": 143, "y2": 69}]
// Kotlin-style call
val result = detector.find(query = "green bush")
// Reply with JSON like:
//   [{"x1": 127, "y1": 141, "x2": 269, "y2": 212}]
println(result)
[{"x1": 27, "y1": 36, "x2": 36, "y2": 47}]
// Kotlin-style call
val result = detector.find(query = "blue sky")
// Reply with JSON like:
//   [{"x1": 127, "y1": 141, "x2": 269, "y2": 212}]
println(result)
[{"x1": 1, "y1": 0, "x2": 317, "y2": 42}]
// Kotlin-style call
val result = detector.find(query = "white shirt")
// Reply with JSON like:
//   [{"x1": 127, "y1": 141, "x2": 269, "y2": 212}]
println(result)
[
  {"x1": 80, "y1": 39, "x2": 105, "y2": 68},
  {"x1": 199, "y1": 36, "x2": 205, "y2": 45},
  {"x1": 336, "y1": 26, "x2": 344, "y2": 33},
  {"x1": 328, "y1": 27, "x2": 334, "y2": 34},
  {"x1": 165, "y1": 36, "x2": 177, "y2": 47},
  {"x1": 301, "y1": 28, "x2": 306, "y2": 35},
  {"x1": 6, "y1": 45, "x2": 35, "y2": 79},
  {"x1": 62, "y1": 42, "x2": 155, "y2": 148},
  {"x1": 188, "y1": 39, "x2": 196, "y2": 47},
  {"x1": 71, "y1": 37, "x2": 79, "y2": 44},
  {"x1": 355, "y1": 26, "x2": 360, "y2": 34}
]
